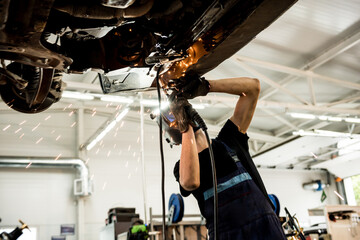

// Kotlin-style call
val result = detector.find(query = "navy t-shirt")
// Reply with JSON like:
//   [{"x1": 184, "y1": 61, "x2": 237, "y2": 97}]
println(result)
[{"x1": 173, "y1": 119, "x2": 259, "y2": 216}]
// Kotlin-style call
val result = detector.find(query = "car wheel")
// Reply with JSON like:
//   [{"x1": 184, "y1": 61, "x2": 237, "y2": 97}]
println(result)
[{"x1": 0, "y1": 62, "x2": 58, "y2": 113}]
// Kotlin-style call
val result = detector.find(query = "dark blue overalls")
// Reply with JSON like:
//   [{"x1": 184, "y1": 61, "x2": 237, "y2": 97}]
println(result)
[
  {"x1": 174, "y1": 120, "x2": 286, "y2": 240},
  {"x1": 202, "y1": 141, "x2": 286, "y2": 240}
]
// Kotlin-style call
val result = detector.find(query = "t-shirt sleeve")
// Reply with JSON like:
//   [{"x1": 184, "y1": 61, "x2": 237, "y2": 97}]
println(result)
[
  {"x1": 173, "y1": 160, "x2": 191, "y2": 197},
  {"x1": 217, "y1": 119, "x2": 250, "y2": 151}
]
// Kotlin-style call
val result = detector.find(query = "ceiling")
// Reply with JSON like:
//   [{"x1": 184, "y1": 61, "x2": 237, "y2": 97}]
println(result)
[{"x1": 1, "y1": 0, "x2": 360, "y2": 177}]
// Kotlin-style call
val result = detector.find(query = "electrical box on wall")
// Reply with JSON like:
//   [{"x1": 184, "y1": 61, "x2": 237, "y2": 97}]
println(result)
[{"x1": 74, "y1": 178, "x2": 93, "y2": 196}]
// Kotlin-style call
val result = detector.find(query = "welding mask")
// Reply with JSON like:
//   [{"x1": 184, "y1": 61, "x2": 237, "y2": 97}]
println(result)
[
  {"x1": 151, "y1": 106, "x2": 200, "y2": 147},
  {"x1": 151, "y1": 106, "x2": 182, "y2": 146}
]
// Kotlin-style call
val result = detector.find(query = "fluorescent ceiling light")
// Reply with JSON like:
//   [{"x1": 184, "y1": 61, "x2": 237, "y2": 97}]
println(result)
[
  {"x1": 289, "y1": 113, "x2": 316, "y2": 119},
  {"x1": 318, "y1": 116, "x2": 342, "y2": 122},
  {"x1": 100, "y1": 95, "x2": 134, "y2": 103},
  {"x1": 293, "y1": 129, "x2": 360, "y2": 138},
  {"x1": 291, "y1": 112, "x2": 360, "y2": 124},
  {"x1": 318, "y1": 116, "x2": 328, "y2": 121},
  {"x1": 327, "y1": 116, "x2": 342, "y2": 122},
  {"x1": 86, "y1": 108, "x2": 129, "y2": 151},
  {"x1": 115, "y1": 108, "x2": 129, "y2": 122},
  {"x1": 345, "y1": 118, "x2": 360, "y2": 123},
  {"x1": 140, "y1": 99, "x2": 169, "y2": 107},
  {"x1": 141, "y1": 99, "x2": 207, "y2": 110},
  {"x1": 62, "y1": 91, "x2": 94, "y2": 100}
]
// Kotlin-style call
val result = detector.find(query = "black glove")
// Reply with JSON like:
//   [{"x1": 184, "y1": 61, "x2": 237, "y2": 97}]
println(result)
[
  {"x1": 173, "y1": 71, "x2": 210, "y2": 99},
  {"x1": 169, "y1": 92, "x2": 193, "y2": 133}
]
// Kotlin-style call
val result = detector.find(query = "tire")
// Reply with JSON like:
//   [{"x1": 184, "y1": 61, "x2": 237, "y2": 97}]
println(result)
[{"x1": 0, "y1": 62, "x2": 57, "y2": 113}]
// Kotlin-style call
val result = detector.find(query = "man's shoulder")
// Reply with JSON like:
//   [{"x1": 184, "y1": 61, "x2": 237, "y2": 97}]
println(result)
[
  {"x1": 218, "y1": 120, "x2": 249, "y2": 139},
  {"x1": 217, "y1": 119, "x2": 250, "y2": 151}
]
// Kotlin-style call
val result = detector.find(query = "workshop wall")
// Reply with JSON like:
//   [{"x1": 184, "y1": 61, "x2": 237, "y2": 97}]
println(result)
[
  {"x1": 0, "y1": 109, "x2": 340, "y2": 240},
  {"x1": 0, "y1": 168, "x2": 77, "y2": 240},
  {"x1": 260, "y1": 169, "x2": 339, "y2": 227}
]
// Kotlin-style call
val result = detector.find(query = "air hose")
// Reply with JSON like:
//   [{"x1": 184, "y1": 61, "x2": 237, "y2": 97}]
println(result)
[
  {"x1": 155, "y1": 66, "x2": 218, "y2": 240},
  {"x1": 186, "y1": 106, "x2": 218, "y2": 240},
  {"x1": 155, "y1": 65, "x2": 167, "y2": 240}
]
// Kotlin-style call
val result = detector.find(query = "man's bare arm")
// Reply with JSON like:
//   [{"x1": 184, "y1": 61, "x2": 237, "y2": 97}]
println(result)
[
  {"x1": 208, "y1": 77, "x2": 260, "y2": 133},
  {"x1": 179, "y1": 125, "x2": 200, "y2": 191}
]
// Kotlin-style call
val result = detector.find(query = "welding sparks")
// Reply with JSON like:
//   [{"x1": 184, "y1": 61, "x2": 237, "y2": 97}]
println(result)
[
  {"x1": 19, "y1": 120, "x2": 26, "y2": 125},
  {"x1": 120, "y1": 121, "x2": 124, "y2": 128},
  {"x1": 32, "y1": 123, "x2": 40, "y2": 131},
  {"x1": 334, "y1": 190, "x2": 344, "y2": 201},
  {"x1": 14, "y1": 128, "x2": 22, "y2": 134},
  {"x1": 36, "y1": 137, "x2": 43, "y2": 144},
  {"x1": 128, "y1": 145, "x2": 131, "y2": 151},
  {"x1": 19, "y1": 133, "x2": 24, "y2": 139},
  {"x1": 96, "y1": 148, "x2": 100, "y2": 154},
  {"x1": 3, "y1": 124, "x2": 10, "y2": 131},
  {"x1": 56, "y1": 135, "x2": 61, "y2": 141},
  {"x1": 26, "y1": 162, "x2": 32, "y2": 168},
  {"x1": 45, "y1": 115, "x2": 51, "y2": 121},
  {"x1": 133, "y1": 152, "x2": 136, "y2": 157},
  {"x1": 137, "y1": 137, "x2": 140, "y2": 143},
  {"x1": 92, "y1": 111, "x2": 96, "y2": 117},
  {"x1": 55, "y1": 154, "x2": 62, "y2": 161},
  {"x1": 311, "y1": 152, "x2": 318, "y2": 158},
  {"x1": 51, "y1": 130, "x2": 55, "y2": 134},
  {"x1": 63, "y1": 103, "x2": 72, "y2": 111},
  {"x1": 71, "y1": 122, "x2": 77, "y2": 128},
  {"x1": 69, "y1": 111, "x2": 74, "y2": 117},
  {"x1": 102, "y1": 182, "x2": 107, "y2": 190},
  {"x1": 107, "y1": 150, "x2": 111, "y2": 157}
]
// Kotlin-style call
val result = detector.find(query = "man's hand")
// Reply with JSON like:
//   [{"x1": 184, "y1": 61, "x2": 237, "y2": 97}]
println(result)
[
  {"x1": 169, "y1": 92, "x2": 193, "y2": 133},
  {"x1": 173, "y1": 71, "x2": 210, "y2": 99}
]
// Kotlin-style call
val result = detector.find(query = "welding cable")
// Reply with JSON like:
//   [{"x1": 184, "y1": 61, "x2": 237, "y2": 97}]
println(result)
[
  {"x1": 186, "y1": 107, "x2": 218, "y2": 240},
  {"x1": 155, "y1": 65, "x2": 167, "y2": 240}
]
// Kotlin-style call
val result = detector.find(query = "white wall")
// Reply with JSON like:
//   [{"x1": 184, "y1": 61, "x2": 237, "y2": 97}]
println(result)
[
  {"x1": 0, "y1": 109, "x2": 340, "y2": 240},
  {"x1": 260, "y1": 169, "x2": 338, "y2": 227},
  {"x1": 0, "y1": 168, "x2": 77, "y2": 240}
]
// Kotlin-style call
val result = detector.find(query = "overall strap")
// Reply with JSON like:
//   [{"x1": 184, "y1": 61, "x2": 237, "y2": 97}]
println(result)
[
  {"x1": 219, "y1": 141, "x2": 240, "y2": 162},
  {"x1": 220, "y1": 140, "x2": 275, "y2": 210}
]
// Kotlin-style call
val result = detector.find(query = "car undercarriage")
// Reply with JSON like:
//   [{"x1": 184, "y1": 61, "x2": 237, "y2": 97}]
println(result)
[{"x1": 0, "y1": 0, "x2": 297, "y2": 113}]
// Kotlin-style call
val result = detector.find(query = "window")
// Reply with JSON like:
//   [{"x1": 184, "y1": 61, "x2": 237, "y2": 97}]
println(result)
[
  {"x1": 351, "y1": 175, "x2": 360, "y2": 205},
  {"x1": 344, "y1": 175, "x2": 360, "y2": 206}
]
